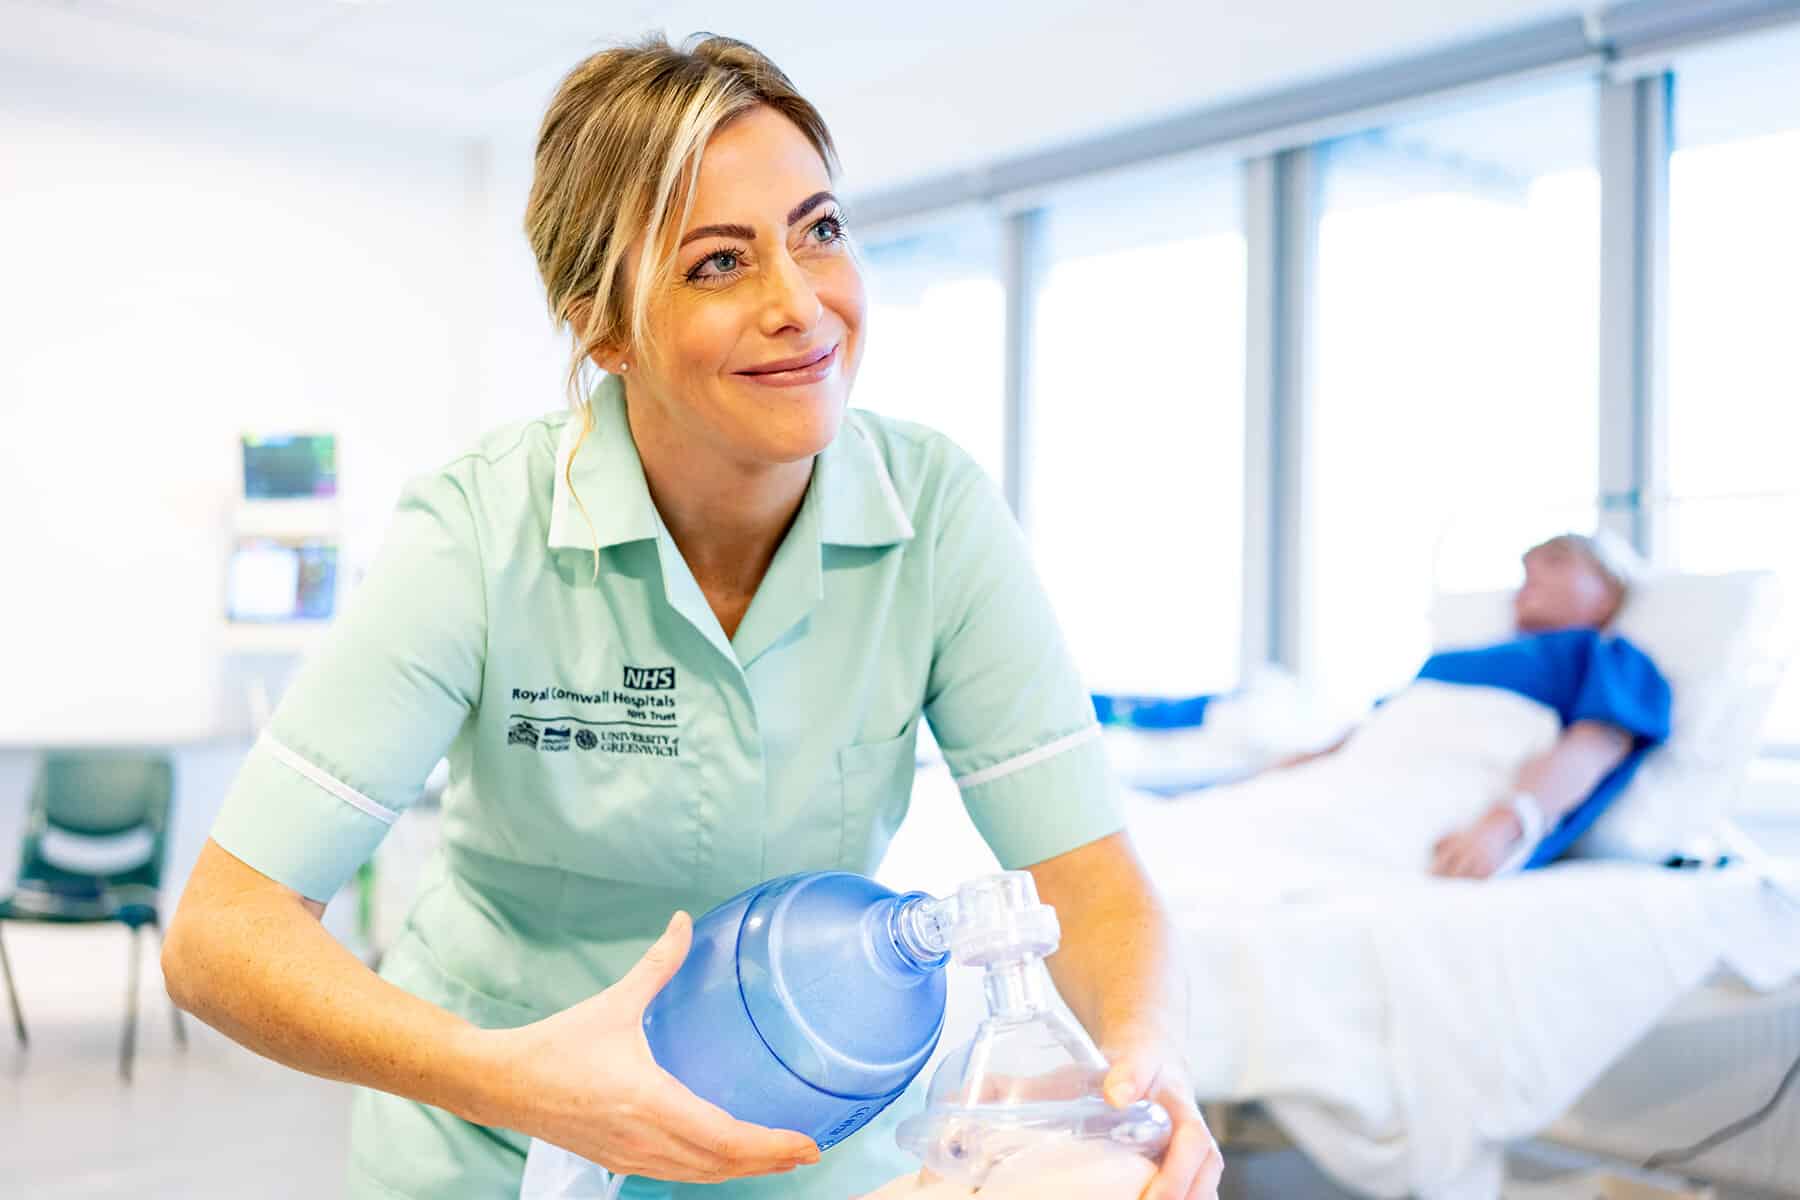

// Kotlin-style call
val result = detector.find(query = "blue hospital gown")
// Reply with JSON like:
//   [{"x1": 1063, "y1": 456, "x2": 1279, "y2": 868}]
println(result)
[{"x1": 1416, "y1": 629, "x2": 1672, "y2": 867}]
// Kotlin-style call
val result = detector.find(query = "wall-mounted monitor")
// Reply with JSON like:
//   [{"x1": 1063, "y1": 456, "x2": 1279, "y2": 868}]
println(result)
[
  {"x1": 226, "y1": 537, "x2": 338, "y2": 622},
  {"x1": 243, "y1": 433, "x2": 337, "y2": 500}
]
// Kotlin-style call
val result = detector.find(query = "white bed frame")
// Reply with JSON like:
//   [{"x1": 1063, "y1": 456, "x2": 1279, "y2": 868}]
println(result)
[{"x1": 1540, "y1": 974, "x2": 1800, "y2": 1197}]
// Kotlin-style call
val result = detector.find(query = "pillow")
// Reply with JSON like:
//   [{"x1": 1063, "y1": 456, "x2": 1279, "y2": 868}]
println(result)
[{"x1": 1428, "y1": 570, "x2": 1786, "y2": 861}]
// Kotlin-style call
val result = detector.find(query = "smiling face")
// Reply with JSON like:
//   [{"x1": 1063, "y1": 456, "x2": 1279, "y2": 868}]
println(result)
[{"x1": 614, "y1": 104, "x2": 865, "y2": 471}]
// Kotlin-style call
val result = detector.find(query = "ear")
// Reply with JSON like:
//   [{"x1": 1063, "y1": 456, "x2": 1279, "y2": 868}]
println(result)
[{"x1": 565, "y1": 296, "x2": 628, "y2": 370}]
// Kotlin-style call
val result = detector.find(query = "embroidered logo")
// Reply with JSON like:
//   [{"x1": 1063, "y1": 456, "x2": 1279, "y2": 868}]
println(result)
[
  {"x1": 621, "y1": 665, "x2": 677, "y2": 691},
  {"x1": 505, "y1": 668, "x2": 679, "y2": 758}
]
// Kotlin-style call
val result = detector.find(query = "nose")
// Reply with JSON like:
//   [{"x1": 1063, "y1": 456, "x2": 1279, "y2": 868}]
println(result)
[{"x1": 758, "y1": 250, "x2": 823, "y2": 340}]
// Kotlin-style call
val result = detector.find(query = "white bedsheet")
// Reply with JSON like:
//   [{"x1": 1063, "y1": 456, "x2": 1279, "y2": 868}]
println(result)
[
  {"x1": 1129, "y1": 680, "x2": 1560, "y2": 897},
  {"x1": 1117, "y1": 683, "x2": 1800, "y2": 1199}
]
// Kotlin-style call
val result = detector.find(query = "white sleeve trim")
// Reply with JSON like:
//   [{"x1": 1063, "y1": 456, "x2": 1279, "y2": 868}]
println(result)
[
  {"x1": 262, "y1": 734, "x2": 401, "y2": 826},
  {"x1": 953, "y1": 725, "x2": 1100, "y2": 790}
]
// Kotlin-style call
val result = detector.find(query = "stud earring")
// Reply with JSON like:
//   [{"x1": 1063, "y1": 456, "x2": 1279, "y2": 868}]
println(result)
[{"x1": 617, "y1": 361, "x2": 629, "y2": 373}]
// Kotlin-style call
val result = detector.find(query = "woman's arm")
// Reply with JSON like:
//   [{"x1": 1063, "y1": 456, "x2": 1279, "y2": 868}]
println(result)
[
  {"x1": 163, "y1": 840, "x2": 817, "y2": 1183},
  {"x1": 163, "y1": 840, "x2": 494, "y2": 1114},
  {"x1": 1028, "y1": 832, "x2": 1223, "y2": 1200},
  {"x1": 1430, "y1": 720, "x2": 1635, "y2": 878}
]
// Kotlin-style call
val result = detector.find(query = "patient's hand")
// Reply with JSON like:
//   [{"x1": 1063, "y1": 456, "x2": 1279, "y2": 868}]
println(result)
[{"x1": 1430, "y1": 804, "x2": 1523, "y2": 879}]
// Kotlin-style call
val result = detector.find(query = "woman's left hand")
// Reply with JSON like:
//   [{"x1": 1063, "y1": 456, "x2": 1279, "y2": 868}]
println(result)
[{"x1": 1101, "y1": 1029, "x2": 1223, "y2": 1200}]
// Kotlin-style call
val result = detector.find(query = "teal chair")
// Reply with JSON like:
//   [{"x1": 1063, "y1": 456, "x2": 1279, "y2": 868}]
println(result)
[{"x1": 0, "y1": 751, "x2": 188, "y2": 1080}]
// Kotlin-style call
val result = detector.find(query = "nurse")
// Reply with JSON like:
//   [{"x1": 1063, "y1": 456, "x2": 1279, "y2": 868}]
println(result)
[{"x1": 163, "y1": 33, "x2": 1222, "y2": 1200}]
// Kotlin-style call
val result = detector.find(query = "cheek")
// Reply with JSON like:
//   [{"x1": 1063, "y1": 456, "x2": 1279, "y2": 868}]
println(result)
[
  {"x1": 658, "y1": 297, "x2": 745, "y2": 383},
  {"x1": 819, "y1": 258, "x2": 866, "y2": 340}
]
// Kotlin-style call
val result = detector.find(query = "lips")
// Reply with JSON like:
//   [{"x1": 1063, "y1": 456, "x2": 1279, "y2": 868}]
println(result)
[
  {"x1": 738, "y1": 344, "x2": 835, "y2": 376},
  {"x1": 735, "y1": 343, "x2": 839, "y2": 387}
]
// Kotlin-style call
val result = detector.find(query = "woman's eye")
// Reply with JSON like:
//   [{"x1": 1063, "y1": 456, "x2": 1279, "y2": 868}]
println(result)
[
  {"x1": 812, "y1": 215, "x2": 846, "y2": 243},
  {"x1": 686, "y1": 249, "x2": 742, "y2": 283}
]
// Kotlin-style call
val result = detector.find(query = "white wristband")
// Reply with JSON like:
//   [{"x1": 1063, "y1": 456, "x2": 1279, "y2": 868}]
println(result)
[
  {"x1": 1495, "y1": 791, "x2": 1548, "y2": 875},
  {"x1": 1508, "y1": 791, "x2": 1547, "y2": 846},
  {"x1": 1497, "y1": 791, "x2": 1555, "y2": 877}
]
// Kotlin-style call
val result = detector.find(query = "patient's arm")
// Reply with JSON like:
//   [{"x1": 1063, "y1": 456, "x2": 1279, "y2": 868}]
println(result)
[
  {"x1": 1431, "y1": 720, "x2": 1635, "y2": 879},
  {"x1": 1515, "y1": 720, "x2": 1636, "y2": 822}
]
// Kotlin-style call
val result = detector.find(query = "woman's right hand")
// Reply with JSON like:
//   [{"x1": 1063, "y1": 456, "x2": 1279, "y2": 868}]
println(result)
[{"x1": 472, "y1": 910, "x2": 822, "y2": 1183}]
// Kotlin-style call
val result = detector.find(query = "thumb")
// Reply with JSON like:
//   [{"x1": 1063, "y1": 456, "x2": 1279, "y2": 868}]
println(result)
[
  {"x1": 1103, "y1": 1057, "x2": 1153, "y2": 1107},
  {"x1": 612, "y1": 910, "x2": 693, "y2": 1011}
]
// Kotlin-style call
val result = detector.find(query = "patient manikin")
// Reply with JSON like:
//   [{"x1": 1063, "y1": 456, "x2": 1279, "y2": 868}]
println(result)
[
  {"x1": 1113, "y1": 533, "x2": 1675, "y2": 886},
  {"x1": 861, "y1": 874, "x2": 1169, "y2": 1198}
]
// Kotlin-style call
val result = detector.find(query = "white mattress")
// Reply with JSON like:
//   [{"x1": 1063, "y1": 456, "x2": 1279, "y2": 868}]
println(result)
[{"x1": 1548, "y1": 975, "x2": 1800, "y2": 1197}]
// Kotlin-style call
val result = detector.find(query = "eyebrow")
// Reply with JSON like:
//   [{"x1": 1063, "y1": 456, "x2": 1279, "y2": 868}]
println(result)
[
  {"x1": 677, "y1": 191, "x2": 838, "y2": 248},
  {"x1": 787, "y1": 190, "x2": 835, "y2": 225}
]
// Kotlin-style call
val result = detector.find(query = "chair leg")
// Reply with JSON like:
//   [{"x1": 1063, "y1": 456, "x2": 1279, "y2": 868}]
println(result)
[
  {"x1": 0, "y1": 923, "x2": 25, "y2": 1048},
  {"x1": 149, "y1": 919, "x2": 187, "y2": 1050},
  {"x1": 121, "y1": 923, "x2": 142, "y2": 1083}
]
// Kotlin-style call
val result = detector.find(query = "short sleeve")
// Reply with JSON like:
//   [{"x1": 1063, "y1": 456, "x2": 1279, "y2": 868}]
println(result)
[
  {"x1": 1567, "y1": 636, "x2": 1672, "y2": 746},
  {"x1": 209, "y1": 471, "x2": 486, "y2": 901},
  {"x1": 923, "y1": 452, "x2": 1121, "y2": 869}
]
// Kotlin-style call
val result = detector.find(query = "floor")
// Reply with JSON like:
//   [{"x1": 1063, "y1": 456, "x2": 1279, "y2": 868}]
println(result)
[{"x1": 0, "y1": 922, "x2": 351, "y2": 1199}]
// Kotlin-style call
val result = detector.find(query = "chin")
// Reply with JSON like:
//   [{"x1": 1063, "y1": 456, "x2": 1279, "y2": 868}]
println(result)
[{"x1": 743, "y1": 394, "x2": 846, "y2": 463}]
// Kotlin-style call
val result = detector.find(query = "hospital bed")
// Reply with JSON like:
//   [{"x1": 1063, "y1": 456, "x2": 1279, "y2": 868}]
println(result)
[
  {"x1": 1546, "y1": 972, "x2": 1800, "y2": 1196},
  {"x1": 1104, "y1": 556, "x2": 1800, "y2": 1199}
]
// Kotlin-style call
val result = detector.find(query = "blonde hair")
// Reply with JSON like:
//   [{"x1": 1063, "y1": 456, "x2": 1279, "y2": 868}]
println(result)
[{"x1": 524, "y1": 33, "x2": 839, "y2": 575}]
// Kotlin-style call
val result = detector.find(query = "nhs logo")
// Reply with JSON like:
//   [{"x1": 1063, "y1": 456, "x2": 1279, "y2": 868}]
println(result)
[{"x1": 622, "y1": 665, "x2": 677, "y2": 691}]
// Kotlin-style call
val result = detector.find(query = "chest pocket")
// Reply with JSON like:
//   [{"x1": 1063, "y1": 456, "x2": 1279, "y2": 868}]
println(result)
[{"x1": 836, "y1": 721, "x2": 921, "y2": 875}]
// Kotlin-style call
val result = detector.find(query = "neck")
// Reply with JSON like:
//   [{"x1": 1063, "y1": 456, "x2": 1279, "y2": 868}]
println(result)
[{"x1": 625, "y1": 392, "x2": 812, "y2": 594}]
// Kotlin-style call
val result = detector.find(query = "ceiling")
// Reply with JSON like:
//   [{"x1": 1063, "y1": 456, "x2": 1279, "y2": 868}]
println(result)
[{"x1": 0, "y1": 0, "x2": 1592, "y2": 193}]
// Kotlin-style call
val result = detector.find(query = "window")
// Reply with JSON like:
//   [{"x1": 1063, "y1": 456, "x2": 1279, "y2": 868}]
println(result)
[
  {"x1": 1666, "y1": 25, "x2": 1800, "y2": 746},
  {"x1": 1307, "y1": 81, "x2": 1601, "y2": 712},
  {"x1": 856, "y1": 217, "x2": 1007, "y2": 486},
  {"x1": 1025, "y1": 155, "x2": 1247, "y2": 695}
]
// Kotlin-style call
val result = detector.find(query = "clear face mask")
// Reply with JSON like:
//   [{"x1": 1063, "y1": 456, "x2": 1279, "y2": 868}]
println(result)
[{"x1": 893, "y1": 873, "x2": 1172, "y2": 1187}]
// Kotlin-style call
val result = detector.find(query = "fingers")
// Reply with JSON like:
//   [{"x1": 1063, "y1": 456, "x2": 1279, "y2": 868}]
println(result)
[
  {"x1": 1105, "y1": 1056, "x2": 1160, "y2": 1107},
  {"x1": 610, "y1": 910, "x2": 692, "y2": 1011},
  {"x1": 1184, "y1": 1143, "x2": 1226, "y2": 1200},
  {"x1": 701, "y1": 1113, "x2": 819, "y2": 1168},
  {"x1": 1448, "y1": 841, "x2": 1486, "y2": 878},
  {"x1": 1431, "y1": 835, "x2": 1476, "y2": 878},
  {"x1": 607, "y1": 1113, "x2": 814, "y2": 1184},
  {"x1": 611, "y1": 1138, "x2": 806, "y2": 1185},
  {"x1": 1141, "y1": 1110, "x2": 1220, "y2": 1200},
  {"x1": 640, "y1": 1072, "x2": 819, "y2": 1177}
]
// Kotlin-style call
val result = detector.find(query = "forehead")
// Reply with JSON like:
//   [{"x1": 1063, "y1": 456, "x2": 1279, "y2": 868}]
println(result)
[
  {"x1": 1525, "y1": 541, "x2": 1595, "y2": 573},
  {"x1": 688, "y1": 106, "x2": 830, "y2": 223}
]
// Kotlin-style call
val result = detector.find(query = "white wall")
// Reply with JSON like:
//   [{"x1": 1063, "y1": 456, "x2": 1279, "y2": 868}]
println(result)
[
  {"x1": 0, "y1": 64, "x2": 516, "y2": 741},
  {"x1": 474, "y1": 136, "x2": 571, "y2": 436}
]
